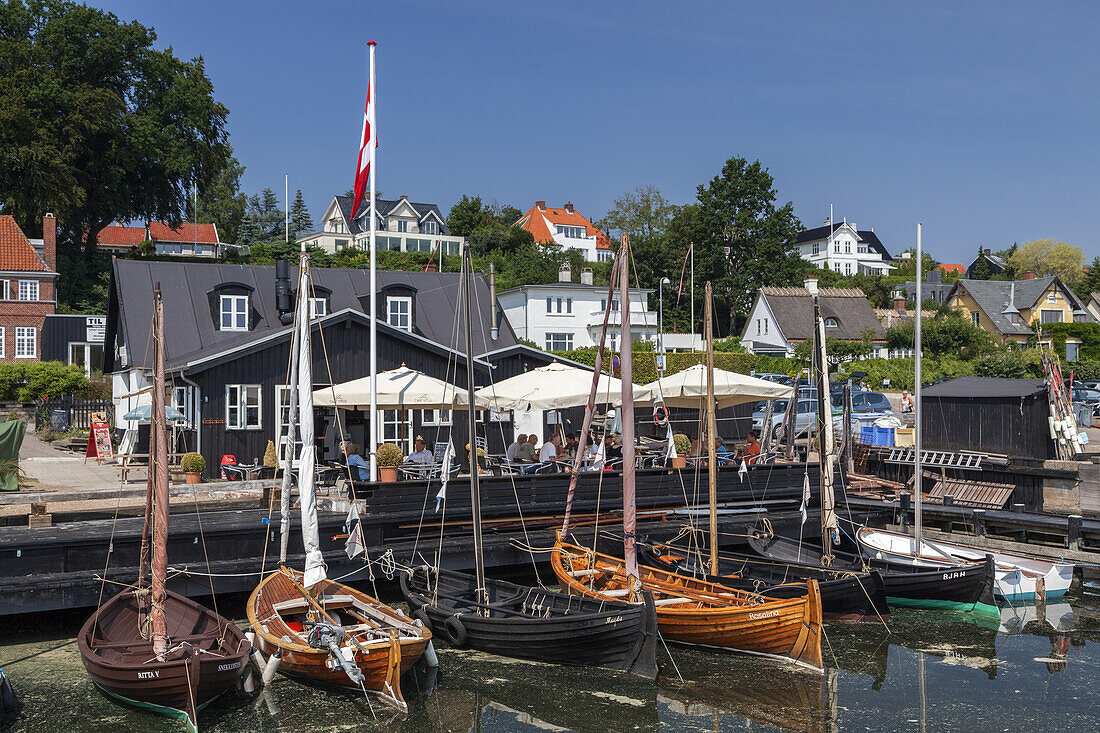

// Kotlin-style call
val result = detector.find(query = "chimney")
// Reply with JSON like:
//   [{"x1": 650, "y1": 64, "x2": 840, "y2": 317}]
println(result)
[
  {"x1": 983, "y1": 248, "x2": 991, "y2": 255},
  {"x1": 892, "y1": 290, "x2": 906, "y2": 314},
  {"x1": 928, "y1": 269, "x2": 942, "y2": 284},
  {"x1": 580, "y1": 267, "x2": 593, "y2": 286},
  {"x1": 42, "y1": 213, "x2": 56, "y2": 270},
  {"x1": 1021, "y1": 271, "x2": 1037, "y2": 280},
  {"x1": 803, "y1": 277, "x2": 818, "y2": 295},
  {"x1": 399, "y1": 194, "x2": 408, "y2": 201},
  {"x1": 536, "y1": 200, "x2": 546, "y2": 211},
  {"x1": 489, "y1": 263, "x2": 499, "y2": 341},
  {"x1": 564, "y1": 202, "x2": 574, "y2": 213},
  {"x1": 275, "y1": 259, "x2": 293, "y2": 324},
  {"x1": 559, "y1": 263, "x2": 571, "y2": 283}
]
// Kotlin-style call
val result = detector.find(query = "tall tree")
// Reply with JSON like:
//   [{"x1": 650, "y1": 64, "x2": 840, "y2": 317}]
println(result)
[
  {"x1": 0, "y1": 0, "x2": 232, "y2": 256},
  {"x1": 1007, "y1": 238, "x2": 1084, "y2": 283},
  {"x1": 236, "y1": 213, "x2": 262, "y2": 247},
  {"x1": 597, "y1": 185, "x2": 676, "y2": 241},
  {"x1": 184, "y1": 156, "x2": 248, "y2": 244},
  {"x1": 446, "y1": 194, "x2": 533, "y2": 256},
  {"x1": 1075, "y1": 256, "x2": 1100, "y2": 301},
  {"x1": 289, "y1": 189, "x2": 313, "y2": 237},
  {"x1": 249, "y1": 188, "x2": 284, "y2": 241}
]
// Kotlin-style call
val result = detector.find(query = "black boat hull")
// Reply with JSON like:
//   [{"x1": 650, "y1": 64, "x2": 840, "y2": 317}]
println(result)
[{"x1": 400, "y1": 566, "x2": 658, "y2": 679}]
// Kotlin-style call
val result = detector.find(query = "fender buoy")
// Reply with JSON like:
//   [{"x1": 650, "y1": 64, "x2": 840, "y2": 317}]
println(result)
[
  {"x1": 444, "y1": 614, "x2": 468, "y2": 647},
  {"x1": 653, "y1": 405, "x2": 668, "y2": 425}
]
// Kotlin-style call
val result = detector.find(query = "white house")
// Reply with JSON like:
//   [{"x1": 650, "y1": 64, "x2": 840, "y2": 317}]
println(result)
[
  {"x1": 795, "y1": 219, "x2": 895, "y2": 276},
  {"x1": 514, "y1": 201, "x2": 614, "y2": 263},
  {"x1": 298, "y1": 194, "x2": 465, "y2": 256},
  {"x1": 497, "y1": 266, "x2": 656, "y2": 351}
]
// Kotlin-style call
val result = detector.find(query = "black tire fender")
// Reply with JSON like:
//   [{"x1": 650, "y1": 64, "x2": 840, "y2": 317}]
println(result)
[
  {"x1": 444, "y1": 613, "x2": 468, "y2": 647},
  {"x1": 413, "y1": 605, "x2": 432, "y2": 629}
]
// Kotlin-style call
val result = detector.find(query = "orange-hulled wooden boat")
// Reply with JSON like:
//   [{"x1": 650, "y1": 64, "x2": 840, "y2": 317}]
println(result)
[
  {"x1": 246, "y1": 567, "x2": 430, "y2": 710},
  {"x1": 552, "y1": 537, "x2": 823, "y2": 672}
]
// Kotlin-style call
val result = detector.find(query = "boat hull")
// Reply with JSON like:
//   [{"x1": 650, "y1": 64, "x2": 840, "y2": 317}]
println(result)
[
  {"x1": 552, "y1": 538, "x2": 823, "y2": 672},
  {"x1": 246, "y1": 568, "x2": 430, "y2": 708},
  {"x1": 78, "y1": 585, "x2": 250, "y2": 732},
  {"x1": 400, "y1": 566, "x2": 658, "y2": 679},
  {"x1": 855, "y1": 527, "x2": 1073, "y2": 601}
]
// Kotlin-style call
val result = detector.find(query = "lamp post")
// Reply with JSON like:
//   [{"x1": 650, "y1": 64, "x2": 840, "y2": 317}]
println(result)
[{"x1": 659, "y1": 277, "x2": 671, "y2": 373}]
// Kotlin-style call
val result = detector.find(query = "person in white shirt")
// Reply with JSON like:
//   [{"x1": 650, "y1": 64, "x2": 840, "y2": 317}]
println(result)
[
  {"x1": 539, "y1": 433, "x2": 562, "y2": 462},
  {"x1": 407, "y1": 436, "x2": 433, "y2": 464},
  {"x1": 506, "y1": 434, "x2": 526, "y2": 462}
]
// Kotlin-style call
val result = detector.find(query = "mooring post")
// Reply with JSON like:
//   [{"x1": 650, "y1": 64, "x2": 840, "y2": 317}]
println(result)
[
  {"x1": 972, "y1": 508, "x2": 986, "y2": 537},
  {"x1": 899, "y1": 491, "x2": 911, "y2": 531},
  {"x1": 1067, "y1": 514, "x2": 1083, "y2": 551}
]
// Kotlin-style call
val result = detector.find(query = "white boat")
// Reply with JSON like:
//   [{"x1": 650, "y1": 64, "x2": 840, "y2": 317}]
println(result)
[{"x1": 855, "y1": 526, "x2": 1073, "y2": 601}]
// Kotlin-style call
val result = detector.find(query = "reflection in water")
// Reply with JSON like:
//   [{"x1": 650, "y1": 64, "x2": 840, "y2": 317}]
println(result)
[{"x1": 2, "y1": 592, "x2": 1100, "y2": 731}]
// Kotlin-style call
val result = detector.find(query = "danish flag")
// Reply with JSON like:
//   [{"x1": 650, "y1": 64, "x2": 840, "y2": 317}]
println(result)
[{"x1": 350, "y1": 42, "x2": 377, "y2": 218}]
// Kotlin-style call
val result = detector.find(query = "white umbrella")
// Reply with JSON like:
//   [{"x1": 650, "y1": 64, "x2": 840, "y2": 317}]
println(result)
[
  {"x1": 635, "y1": 363, "x2": 793, "y2": 409},
  {"x1": 476, "y1": 362, "x2": 625, "y2": 411},
  {"x1": 313, "y1": 365, "x2": 476, "y2": 410}
]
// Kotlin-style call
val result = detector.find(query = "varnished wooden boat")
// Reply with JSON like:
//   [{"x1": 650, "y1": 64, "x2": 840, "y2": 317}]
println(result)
[
  {"x1": 247, "y1": 566, "x2": 431, "y2": 710},
  {"x1": 401, "y1": 565, "x2": 657, "y2": 678},
  {"x1": 78, "y1": 585, "x2": 249, "y2": 732},
  {"x1": 551, "y1": 536, "x2": 823, "y2": 672}
]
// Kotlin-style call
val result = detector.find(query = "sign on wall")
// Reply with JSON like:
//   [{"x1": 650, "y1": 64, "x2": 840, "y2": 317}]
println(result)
[{"x1": 86, "y1": 316, "x2": 106, "y2": 343}]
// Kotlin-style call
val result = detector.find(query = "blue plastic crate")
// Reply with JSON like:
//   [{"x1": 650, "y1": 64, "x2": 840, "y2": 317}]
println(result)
[{"x1": 860, "y1": 425, "x2": 895, "y2": 447}]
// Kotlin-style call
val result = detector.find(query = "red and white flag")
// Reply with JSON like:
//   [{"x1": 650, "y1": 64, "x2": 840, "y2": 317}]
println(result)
[{"x1": 350, "y1": 42, "x2": 377, "y2": 218}]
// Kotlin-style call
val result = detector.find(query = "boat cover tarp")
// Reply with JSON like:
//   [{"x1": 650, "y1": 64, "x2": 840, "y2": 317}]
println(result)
[{"x1": 0, "y1": 420, "x2": 27, "y2": 491}]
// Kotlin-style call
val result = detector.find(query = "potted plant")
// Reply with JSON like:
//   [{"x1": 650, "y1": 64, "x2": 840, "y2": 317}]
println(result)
[
  {"x1": 466, "y1": 442, "x2": 487, "y2": 473},
  {"x1": 672, "y1": 434, "x2": 690, "y2": 469},
  {"x1": 376, "y1": 443, "x2": 403, "y2": 483},
  {"x1": 262, "y1": 439, "x2": 278, "y2": 479},
  {"x1": 181, "y1": 452, "x2": 206, "y2": 484}
]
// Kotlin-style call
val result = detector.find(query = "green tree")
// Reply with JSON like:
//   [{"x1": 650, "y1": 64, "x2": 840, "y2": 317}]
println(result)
[
  {"x1": 249, "y1": 188, "x2": 284, "y2": 241},
  {"x1": 446, "y1": 195, "x2": 533, "y2": 256},
  {"x1": 1075, "y1": 256, "x2": 1100, "y2": 301},
  {"x1": 891, "y1": 250, "x2": 940, "y2": 279},
  {"x1": 969, "y1": 246, "x2": 993, "y2": 280},
  {"x1": 0, "y1": 0, "x2": 232, "y2": 257},
  {"x1": 1008, "y1": 239, "x2": 1083, "y2": 282},
  {"x1": 185, "y1": 156, "x2": 248, "y2": 244},
  {"x1": 236, "y1": 213, "x2": 262, "y2": 247},
  {"x1": 289, "y1": 189, "x2": 313, "y2": 238},
  {"x1": 597, "y1": 185, "x2": 677, "y2": 241}
]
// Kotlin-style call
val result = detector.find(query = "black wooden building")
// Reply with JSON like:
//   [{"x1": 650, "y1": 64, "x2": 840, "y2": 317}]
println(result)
[{"x1": 921, "y1": 377, "x2": 1054, "y2": 461}]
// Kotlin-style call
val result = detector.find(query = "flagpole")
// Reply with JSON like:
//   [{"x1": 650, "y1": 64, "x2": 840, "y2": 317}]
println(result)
[
  {"x1": 285, "y1": 173, "x2": 289, "y2": 243},
  {"x1": 368, "y1": 41, "x2": 378, "y2": 482},
  {"x1": 690, "y1": 243, "x2": 695, "y2": 352}
]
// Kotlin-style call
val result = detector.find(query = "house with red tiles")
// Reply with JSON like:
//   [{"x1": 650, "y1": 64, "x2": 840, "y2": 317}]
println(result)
[
  {"x1": 0, "y1": 214, "x2": 58, "y2": 362},
  {"x1": 96, "y1": 222, "x2": 229, "y2": 257},
  {"x1": 515, "y1": 201, "x2": 613, "y2": 262}
]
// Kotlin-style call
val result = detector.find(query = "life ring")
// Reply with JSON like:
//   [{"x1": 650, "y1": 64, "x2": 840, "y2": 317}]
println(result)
[
  {"x1": 652, "y1": 405, "x2": 668, "y2": 426},
  {"x1": 444, "y1": 614, "x2": 468, "y2": 647}
]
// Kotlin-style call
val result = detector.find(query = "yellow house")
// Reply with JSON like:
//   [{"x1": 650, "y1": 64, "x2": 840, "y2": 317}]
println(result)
[{"x1": 945, "y1": 275, "x2": 1091, "y2": 356}]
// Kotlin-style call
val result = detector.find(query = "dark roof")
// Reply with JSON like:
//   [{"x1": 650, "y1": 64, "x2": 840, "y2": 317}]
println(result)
[
  {"x1": 108, "y1": 259, "x2": 515, "y2": 371},
  {"x1": 948, "y1": 277, "x2": 1091, "y2": 335},
  {"x1": 923, "y1": 376, "x2": 1047, "y2": 399},
  {"x1": 333, "y1": 195, "x2": 449, "y2": 236},
  {"x1": 966, "y1": 252, "x2": 1008, "y2": 274},
  {"x1": 755, "y1": 287, "x2": 886, "y2": 342},
  {"x1": 795, "y1": 223, "x2": 893, "y2": 262}
]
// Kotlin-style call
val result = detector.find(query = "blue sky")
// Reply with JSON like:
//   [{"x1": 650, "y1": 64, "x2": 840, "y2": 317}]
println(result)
[{"x1": 96, "y1": 1, "x2": 1100, "y2": 262}]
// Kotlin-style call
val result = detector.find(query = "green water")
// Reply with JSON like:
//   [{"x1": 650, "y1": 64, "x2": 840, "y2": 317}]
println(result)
[{"x1": 2, "y1": 590, "x2": 1098, "y2": 732}]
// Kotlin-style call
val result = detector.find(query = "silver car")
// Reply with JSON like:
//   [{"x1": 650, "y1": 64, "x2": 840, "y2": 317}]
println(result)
[{"x1": 753, "y1": 398, "x2": 818, "y2": 441}]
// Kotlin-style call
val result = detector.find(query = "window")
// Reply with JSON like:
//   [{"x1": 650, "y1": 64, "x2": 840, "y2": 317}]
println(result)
[
  {"x1": 844, "y1": 262, "x2": 852, "y2": 275},
  {"x1": 1075, "y1": 312, "x2": 1087, "y2": 323},
  {"x1": 756, "y1": 319, "x2": 762, "y2": 336},
  {"x1": 69, "y1": 343, "x2": 104, "y2": 376},
  {"x1": 834, "y1": 243, "x2": 841, "y2": 253},
  {"x1": 545, "y1": 333, "x2": 573, "y2": 350},
  {"x1": 972, "y1": 312, "x2": 980, "y2": 326},
  {"x1": 811, "y1": 243, "x2": 820, "y2": 256},
  {"x1": 274, "y1": 386, "x2": 302, "y2": 467},
  {"x1": 557, "y1": 225, "x2": 585, "y2": 238},
  {"x1": 441, "y1": 239, "x2": 460, "y2": 256},
  {"x1": 387, "y1": 296, "x2": 412, "y2": 331},
  {"x1": 1008, "y1": 313, "x2": 1023, "y2": 325},
  {"x1": 379, "y1": 409, "x2": 413, "y2": 452},
  {"x1": 824, "y1": 318, "x2": 839, "y2": 328},
  {"x1": 566, "y1": 298, "x2": 572, "y2": 314},
  {"x1": 556, "y1": 297, "x2": 563, "y2": 313},
  {"x1": 546, "y1": 297, "x2": 553, "y2": 313},
  {"x1": 171, "y1": 386, "x2": 194, "y2": 427},
  {"x1": 397, "y1": 220, "x2": 409, "y2": 233},
  {"x1": 220, "y1": 295, "x2": 249, "y2": 331},
  {"x1": 422, "y1": 409, "x2": 452, "y2": 426},
  {"x1": 1067, "y1": 342, "x2": 1080, "y2": 361},
  {"x1": 225, "y1": 385, "x2": 262, "y2": 429},
  {"x1": 14, "y1": 327, "x2": 35, "y2": 358},
  {"x1": 833, "y1": 263, "x2": 841, "y2": 273},
  {"x1": 1047, "y1": 292, "x2": 1058, "y2": 304},
  {"x1": 0, "y1": 280, "x2": 9, "y2": 299},
  {"x1": 845, "y1": 242, "x2": 851, "y2": 253},
  {"x1": 18, "y1": 280, "x2": 38, "y2": 301},
  {"x1": 0, "y1": 327, "x2": 4, "y2": 357},
  {"x1": 764, "y1": 319, "x2": 768, "y2": 335},
  {"x1": 1040, "y1": 309, "x2": 1063, "y2": 324},
  {"x1": 422, "y1": 220, "x2": 439, "y2": 235},
  {"x1": 335, "y1": 239, "x2": 349, "y2": 251},
  {"x1": 309, "y1": 298, "x2": 327, "y2": 319},
  {"x1": 597, "y1": 251, "x2": 613, "y2": 263}
]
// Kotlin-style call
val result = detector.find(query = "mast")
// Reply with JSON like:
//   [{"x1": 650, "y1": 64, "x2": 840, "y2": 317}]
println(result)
[
  {"x1": 704, "y1": 282, "x2": 718, "y2": 575},
  {"x1": 813, "y1": 296, "x2": 837, "y2": 565},
  {"x1": 150, "y1": 285, "x2": 169, "y2": 658},
  {"x1": 279, "y1": 273, "x2": 302, "y2": 564},
  {"x1": 619, "y1": 234, "x2": 638, "y2": 579},
  {"x1": 296, "y1": 250, "x2": 325, "y2": 588},
  {"x1": 367, "y1": 40, "x2": 379, "y2": 482},
  {"x1": 914, "y1": 222, "x2": 924, "y2": 551},
  {"x1": 462, "y1": 244, "x2": 487, "y2": 600}
]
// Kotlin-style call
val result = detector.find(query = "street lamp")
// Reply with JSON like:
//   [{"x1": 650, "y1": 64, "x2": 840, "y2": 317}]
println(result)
[{"x1": 659, "y1": 277, "x2": 671, "y2": 373}]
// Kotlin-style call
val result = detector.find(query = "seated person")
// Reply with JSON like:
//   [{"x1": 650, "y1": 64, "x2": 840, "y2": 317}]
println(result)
[
  {"x1": 604, "y1": 433, "x2": 623, "y2": 460},
  {"x1": 342, "y1": 442, "x2": 370, "y2": 481},
  {"x1": 716, "y1": 438, "x2": 732, "y2": 465},
  {"x1": 563, "y1": 433, "x2": 579, "y2": 458},
  {"x1": 506, "y1": 433, "x2": 527, "y2": 462},
  {"x1": 407, "y1": 436, "x2": 433, "y2": 464},
  {"x1": 516, "y1": 434, "x2": 537, "y2": 461},
  {"x1": 738, "y1": 430, "x2": 762, "y2": 463},
  {"x1": 540, "y1": 433, "x2": 563, "y2": 462}
]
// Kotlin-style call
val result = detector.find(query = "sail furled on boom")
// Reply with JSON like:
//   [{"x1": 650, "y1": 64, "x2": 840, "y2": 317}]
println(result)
[
  {"x1": 296, "y1": 255, "x2": 326, "y2": 588},
  {"x1": 816, "y1": 311, "x2": 839, "y2": 548}
]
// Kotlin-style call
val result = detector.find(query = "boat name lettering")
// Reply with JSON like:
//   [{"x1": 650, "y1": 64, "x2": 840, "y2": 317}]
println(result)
[
  {"x1": 136, "y1": 670, "x2": 160, "y2": 679},
  {"x1": 604, "y1": 616, "x2": 624, "y2": 624},
  {"x1": 941, "y1": 571, "x2": 966, "y2": 581},
  {"x1": 218, "y1": 662, "x2": 242, "y2": 671},
  {"x1": 749, "y1": 610, "x2": 780, "y2": 620}
]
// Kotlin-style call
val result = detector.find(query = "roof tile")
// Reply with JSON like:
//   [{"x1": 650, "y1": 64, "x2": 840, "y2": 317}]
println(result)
[{"x1": 0, "y1": 215, "x2": 49, "y2": 272}]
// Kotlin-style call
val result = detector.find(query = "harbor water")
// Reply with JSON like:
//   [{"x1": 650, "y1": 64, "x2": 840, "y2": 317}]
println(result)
[{"x1": 2, "y1": 587, "x2": 1098, "y2": 732}]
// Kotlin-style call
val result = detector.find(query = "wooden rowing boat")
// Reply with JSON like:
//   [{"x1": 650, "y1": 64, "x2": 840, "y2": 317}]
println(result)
[
  {"x1": 551, "y1": 536, "x2": 824, "y2": 672},
  {"x1": 247, "y1": 566, "x2": 430, "y2": 708}
]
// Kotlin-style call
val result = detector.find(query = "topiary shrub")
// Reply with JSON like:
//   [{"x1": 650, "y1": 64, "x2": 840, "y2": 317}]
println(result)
[
  {"x1": 673, "y1": 433, "x2": 690, "y2": 455},
  {"x1": 181, "y1": 452, "x2": 206, "y2": 474},
  {"x1": 263, "y1": 440, "x2": 278, "y2": 467},
  {"x1": 376, "y1": 443, "x2": 404, "y2": 467}
]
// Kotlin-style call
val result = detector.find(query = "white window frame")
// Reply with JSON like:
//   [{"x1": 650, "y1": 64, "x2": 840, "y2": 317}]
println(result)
[
  {"x1": 379, "y1": 409, "x2": 413, "y2": 453},
  {"x1": 397, "y1": 219, "x2": 409, "y2": 233},
  {"x1": 274, "y1": 385, "x2": 302, "y2": 467},
  {"x1": 309, "y1": 298, "x2": 327, "y2": 319},
  {"x1": 225, "y1": 384, "x2": 262, "y2": 430},
  {"x1": 0, "y1": 327, "x2": 4, "y2": 357},
  {"x1": 220, "y1": 294, "x2": 249, "y2": 331},
  {"x1": 421, "y1": 409, "x2": 452, "y2": 426},
  {"x1": 69, "y1": 342, "x2": 104, "y2": 376},
  {"x1": 545, "y1": 332, "x2": 573, "y2": 351},
  {"x1": 14, "y1": 326, "x2": 35, "y2": 358},
  {"x1": 18, "y1": 280, "x2": 38, "y2": 301},
  {"x1": 824, "y1": 318, "x2": 839, "y2": 329},
  {"x1": 971, "y1": 312, "x2": 980, "y2": 326},
  {"x1": 1047, "y1": 292, "x2": 1057, "y2": 304},
  {"x1": 171, "y1": 385, "x2": 195, "y2": 428},
  {"x1": 387, "y1": 295, "x2": 412, "y2": 331},
  {"x1": 422, "y1": 220, "x2": 439, "y2": 235},
  {"x1": 0, "y1": 279, "x2": 9, "y2": 300}
]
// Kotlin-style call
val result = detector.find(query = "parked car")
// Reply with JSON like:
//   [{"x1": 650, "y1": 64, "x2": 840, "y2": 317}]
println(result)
[
  {"x1": 850, "y1": 391, "x2": 894, "y2": 414},
  {"x1": 1071, "y1": 387, "x2": 1100, "y2": 411},
  {"x1": 752, "y1": 372, "x2": 794, "y2": 386}
]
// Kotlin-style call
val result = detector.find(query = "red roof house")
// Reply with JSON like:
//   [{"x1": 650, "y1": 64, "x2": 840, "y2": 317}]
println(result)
[
  {"x1": 0, "y1": 215, "x2": 57, "y2": 361},
  {"x1": 515, "y1": 201, "x2": 612, "y2": 262}
]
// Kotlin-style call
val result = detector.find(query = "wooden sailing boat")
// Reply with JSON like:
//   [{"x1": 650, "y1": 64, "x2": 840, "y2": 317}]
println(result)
[
  {"x1": 400, "y1": 243, "x2": 658, "y2": 679},
  {"x1": 78, "y1": 286, "x2": 250, "y2": 732},
  {"x1": 552, "y1": 254, "x2": 823, "y2": 672},
  {"x1": 246, "y1": 248, "x2": 430, "y2": 712}
]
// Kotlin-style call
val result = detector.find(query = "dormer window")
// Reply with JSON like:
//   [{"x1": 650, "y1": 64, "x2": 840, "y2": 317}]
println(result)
[
  {"x1": 387, "y1": 296, "x2": 412, "y2": 331},
  {"x1": 557, "y1": 225, "x2": 585, "y2": 239},
  {"x1": 220, "y1": 295, "x2": 249, "y2": 331},
  {"x1": 310, "y1": 298, "x2": 328, "y2": 319},
  {"x1": 824, "y1": 317, "x2": 839, "y2": 328},
  {"x1": 422, "y1": 220, "x2": 439, "y2": 235},
  {"x1": 397, "y1": 220, "x2": 409, "y2": 233}
]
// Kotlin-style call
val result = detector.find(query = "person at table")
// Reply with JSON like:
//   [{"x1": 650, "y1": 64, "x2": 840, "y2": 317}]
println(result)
[
  {"x1": 507, "y1": 433, "x2": 526, "y2": 462},
  {"x1": 604, "y1": 433, "x2": 623, "y2": 460},
  {"x1": 540, "y1": 433, "x2": 562, "y2": 462},
  {"x1": 563, "y1": 432, "x2": 579, "y2": 458},
  {"x1": 738, "y1": 430, "x2": 761, "y2": 463},
  {"x1": 408, "y1": 436, "x2": 433, "y2": 464},
  {"x1": 342, "y1": 442, "x2": 370, "y2": 481},
  {"x1": 516, "y1": 434, "x2": 536, "y2": 461},
  {"x1": 716, "y1": 437, "x2": 732, "y2": 465}
]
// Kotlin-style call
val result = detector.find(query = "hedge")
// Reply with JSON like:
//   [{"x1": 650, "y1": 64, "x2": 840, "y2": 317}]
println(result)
[
  {"x1": 550, "y1": 342, "x2": 803, "y2": 385},
  {"x1": 0, "y1": 362, "x2": 97, "y2": 402}
]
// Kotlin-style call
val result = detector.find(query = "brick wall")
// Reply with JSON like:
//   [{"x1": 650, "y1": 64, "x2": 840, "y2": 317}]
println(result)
[{"x1": 0, "y1": 275, "x2": 57, "y2": 362}]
